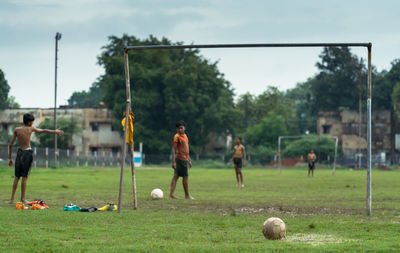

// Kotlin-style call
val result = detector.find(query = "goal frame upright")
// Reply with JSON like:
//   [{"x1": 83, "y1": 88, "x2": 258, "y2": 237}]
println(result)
[{"x1": 121, "y1": 42, "x2": 373, "y2": 216}]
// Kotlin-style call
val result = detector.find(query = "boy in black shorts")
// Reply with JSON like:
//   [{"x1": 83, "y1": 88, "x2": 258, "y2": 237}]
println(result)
[
  {"x1": 307, "y1": 149, "x2": 317, "y2": 177},
  {"x1": 231, "y1": 137, "x2": 246, "y2": 187},
  {"x1": 8, "y1": 113, "x2": 63, "y2": 203},
  {"x1": 170, "y1": 120, "x2": 194, "y2": 200}
]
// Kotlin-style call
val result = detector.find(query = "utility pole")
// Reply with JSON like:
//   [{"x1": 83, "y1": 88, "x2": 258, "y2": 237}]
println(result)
[
  {"x1": 358, "y1": 61, "x2": 363, "y2": 169},
  {"x1": 54, "y1": 32, "x2": 62, "y2": 168}
]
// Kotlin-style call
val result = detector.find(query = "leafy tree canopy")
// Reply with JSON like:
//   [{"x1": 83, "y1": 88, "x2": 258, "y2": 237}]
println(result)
[
  {"x1": 97, "y1": 34, "x2": 239, "y2": 153},
  {"x1": 0, "y1": 69, "x2": 11, "y2": 109},
  {"x1": 282, "y1": 136, "x2": 337, "y2": 161},
  {"x1": 37, "y1": 117, "x2": 80, "y2": 149},
  {"x1": 68, "y1": 82, "x2": 104, "y2": 108}
]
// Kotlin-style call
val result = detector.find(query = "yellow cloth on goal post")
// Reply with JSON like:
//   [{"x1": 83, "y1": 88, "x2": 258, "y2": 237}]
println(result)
[{"x1": 121, "y1": 110, "x2": 135, "y2": 146}]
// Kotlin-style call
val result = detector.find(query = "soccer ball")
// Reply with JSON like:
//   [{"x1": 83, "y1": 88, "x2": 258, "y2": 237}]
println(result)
[
  {"x1": 151, "y1": 188, "x2": 164, "y2": 199},
  {"x1": 262, "y1": 217, "x2": 286, "y2": 240}
]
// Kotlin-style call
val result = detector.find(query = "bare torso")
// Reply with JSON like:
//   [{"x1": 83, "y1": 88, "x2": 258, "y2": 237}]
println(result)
[
  {"x1": 14, "y1": 126, "x2": 34, "y2": 150},
  {"x1": 233, "y1": 145, "x2": 244, "y2": 158},
  {"x1": 308, "y1": 153, "x2": 316, "y2": 162}
]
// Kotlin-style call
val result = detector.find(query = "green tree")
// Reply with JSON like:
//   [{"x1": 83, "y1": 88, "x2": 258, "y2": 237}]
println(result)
[
  {"x1": 5, "y1": 96, "x2": 20, "y2": 108},
  {"x1": 392, "y1": 82, "x2": 400, "y2": 111},
  {"x1": 97, "y1": 34, "x2": 239, "y2": 153},
  {"x1": 285, "y1": 80, "x2": 316, "y2": 134},
  {"x1": 0, "y1": 69, "x2": 10, "y2": 109},
  {"x1": 311, "y1": 47, "x2": 364, "y2": 112},
  {"x1": 68, "y1": 82, "x2": 104, "y2": 107},
  {"x1": 37, "y1": 118, "x2": 80, "y2": 149},
  {"x1": 236, "y1": 86, "x2": 297, "y2": 135},
  {"x1": 245, "y1": 111, "x2": 288, "y2": 148},
  {"x1": 374, "y1": 59, "x2": 400, "y2": 110}
]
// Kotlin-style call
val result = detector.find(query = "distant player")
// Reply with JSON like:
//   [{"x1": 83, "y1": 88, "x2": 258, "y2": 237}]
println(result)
[
  {"x1": 170, "y1": 120, "x2": 194, "y2": 200},
  {"x1": 307, "y1": 149, "x2": 317, "y2": 177},
  {"x1": 8, "y1": 113, "x2": 63, "y2": 204},
  {"x1": 231, "y1": 137, "x2": 246, "y2": 187}
]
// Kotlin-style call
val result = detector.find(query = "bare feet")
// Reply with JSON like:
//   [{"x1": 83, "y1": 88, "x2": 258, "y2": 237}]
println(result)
[
  {"x1": 9, "y1": 199, "x2": 14, "y2": 204},
  {"x1": 185, "y1": 196, "x2": 195, "y2": 200},
  {"x1": 22, "y1": 200, "x2": 29, "y2": 204},
  {"x1": 169, "y1": 195, "x2": 178, "y2": 199}
]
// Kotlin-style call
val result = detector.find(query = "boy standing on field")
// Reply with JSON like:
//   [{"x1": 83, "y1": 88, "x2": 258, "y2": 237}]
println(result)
[
  {"x1": 231, "y1": 137, "x2": 246, "y2": 187},
  {"x1": 170, "y1": 120, "x2": 195, "y2": 200},
  {"x1": 8, "y1": 113, "x2": 64, "y2": 204},
  {"x1": 307, "y1": 149, "x2": 317, "y2": 177}
]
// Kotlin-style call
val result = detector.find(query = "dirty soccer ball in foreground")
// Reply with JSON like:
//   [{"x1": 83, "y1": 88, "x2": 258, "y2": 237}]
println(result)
[{"x1": 262, "y1": 217, "x2": 286, "y2": 240}]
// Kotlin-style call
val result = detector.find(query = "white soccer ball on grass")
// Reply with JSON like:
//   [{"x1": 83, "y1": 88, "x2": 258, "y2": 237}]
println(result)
[
  {"x1": 151, "y1": 188, "x2": 164, "y2": 199},
  {"x1": 262, "y1": 217, "x2": 286, "y2": 240}
]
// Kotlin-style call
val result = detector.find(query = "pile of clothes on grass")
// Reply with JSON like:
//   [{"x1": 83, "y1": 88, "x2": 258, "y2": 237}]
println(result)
[
  {"x1": 63, "y1": 202, "x2": 118, "y2": 212},
  {"x1": 15, "y1": 200, "x2": 118, "y2": 212}
]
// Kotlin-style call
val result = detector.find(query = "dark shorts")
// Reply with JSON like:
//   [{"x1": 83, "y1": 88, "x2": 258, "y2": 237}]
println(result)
[
  {"x1": 15, "y1": 149, "x2": 33, "y2": 178},
  {"x1": 174, "y1": 159, "x2": 189, "y2": 177},
  {"x1": 233, "y1": 158, "x2": 242, "y2": 169},
  {"x1": 308, "y1": 161, "x2": 315, "y2": 170}
]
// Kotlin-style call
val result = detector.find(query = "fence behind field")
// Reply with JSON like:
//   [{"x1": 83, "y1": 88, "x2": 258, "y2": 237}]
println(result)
[
  {"x1": 0, "y1": 145, "x2": 397, "y2": 168},
  {"x1": 0, "y1": 146, "x2": 141, "y2": 168}
]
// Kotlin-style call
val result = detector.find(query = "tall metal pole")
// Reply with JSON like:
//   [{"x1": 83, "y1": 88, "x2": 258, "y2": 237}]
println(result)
[
  {"x1": 54, "y1": 32, "x2": 61, "y2": 168},
  {"x1": 333, "y1": 137, "x2": 338, "y2": 175},
  {"x1": 278, "y1": 137, "x2": 281, "y2": 173},
  {"x1": 358, "y1": 62, "x2": 363, "y2": 169},
  {"x1": 367, "y1": 44, "x2": 372, "y2": 216},
  {"x1": 118, "y1": 48, "x2": 132, "y2": 213}
]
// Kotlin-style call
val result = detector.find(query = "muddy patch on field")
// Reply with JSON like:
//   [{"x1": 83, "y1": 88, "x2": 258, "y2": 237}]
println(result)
[
  {"x1": 283, "y1": 233, "x2": 357, "y2": 245},
  {"x1": 218, "y1": 206, "x2": 362, "y2": 216}
]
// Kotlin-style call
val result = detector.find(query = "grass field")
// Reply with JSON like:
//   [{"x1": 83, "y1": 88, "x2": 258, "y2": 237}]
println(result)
[{"x1": 1, "y1": 164, "x2": 400, "y2": 252}]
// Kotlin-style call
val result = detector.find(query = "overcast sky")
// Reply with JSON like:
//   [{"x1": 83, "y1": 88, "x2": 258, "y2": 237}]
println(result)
[{"x1": 1, "y1": 0, "x2": 400, "y2": 108}]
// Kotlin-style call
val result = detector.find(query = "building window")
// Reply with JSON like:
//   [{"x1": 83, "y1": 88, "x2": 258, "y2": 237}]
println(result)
[
  {"x1": 90, "y1": 122, "x2": 99, "y2": 131},
  {"x1": 112, "y1": 147, "x2": 119, "y2": 154},
  {"x1": 90, "y1": 147, "x2": 98, "y2": 154},
  {"x1": 322, "y1": 125, "x2": 331, "y2": 134},
  {"x1": 2, "y1": 123, "x2": 8, "y2": 131},
  {"x1": 111, "y1": 124, "x2": 116, "y2": 132}
]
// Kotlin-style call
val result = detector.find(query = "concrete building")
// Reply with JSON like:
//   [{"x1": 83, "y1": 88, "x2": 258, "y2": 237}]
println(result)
[
  {"x1": 317, "y1": 110, "x2": 396, "y2": 157},
  {"x1": 0, "y1": 107, "x2": 123, "y2": 153}
]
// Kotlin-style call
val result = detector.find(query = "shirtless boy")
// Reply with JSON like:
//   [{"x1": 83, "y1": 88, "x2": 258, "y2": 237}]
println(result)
[
  {"x1": 8, "y1": 113, "x2": 63, "y2": 203},
  {"x1": 231, "y1": 137, "x2": 246, "y2": 187},
  {"x1": 307, "y1": 149, "x2": 317, "y2": 177}
]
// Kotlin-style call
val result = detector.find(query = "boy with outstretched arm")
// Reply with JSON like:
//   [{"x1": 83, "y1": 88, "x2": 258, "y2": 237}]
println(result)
[
  {"x1": 8, "y1": 113, "x2": 63, "y2": 204},
  {"x1": 170, "y1": 120, "x2": 195, "y2": 200},
  {"x1": 231, "y1": 137, "x2": 246, "y2": 187}
]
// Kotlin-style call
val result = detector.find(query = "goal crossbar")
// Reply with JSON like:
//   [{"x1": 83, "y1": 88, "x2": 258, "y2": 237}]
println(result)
[
  {"x1": 277, "y1": 135, "x2": 339, "y2": 175},
  {"x1": 120, "y1": 42, "x2": 373, "y2": 216}
]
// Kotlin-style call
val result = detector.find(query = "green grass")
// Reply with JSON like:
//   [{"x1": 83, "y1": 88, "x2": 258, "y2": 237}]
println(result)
[{"x1": 1, "y1": 165, "x2": 400, "y2": 252}]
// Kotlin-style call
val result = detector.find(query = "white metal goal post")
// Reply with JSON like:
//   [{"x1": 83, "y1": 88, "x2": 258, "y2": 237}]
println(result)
[{"x1": 120, "y1": 42, "x2": 373, "y2": 216}]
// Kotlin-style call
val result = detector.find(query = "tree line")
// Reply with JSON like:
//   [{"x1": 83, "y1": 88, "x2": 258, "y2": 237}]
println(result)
[
  {"x1": 2, "y1": 34, "x2": 400, "y2": 156},
  {"x1": 67, "y1": 35, "x2": 400, "y2": 155}
]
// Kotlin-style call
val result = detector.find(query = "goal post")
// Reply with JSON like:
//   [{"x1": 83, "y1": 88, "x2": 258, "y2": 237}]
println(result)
[
  {"x1": 121, "y1": 42, "x2": 373, "y2": 216},
  {"x1": 277, "y1": 135, "x2": 338, "y2": 175}
]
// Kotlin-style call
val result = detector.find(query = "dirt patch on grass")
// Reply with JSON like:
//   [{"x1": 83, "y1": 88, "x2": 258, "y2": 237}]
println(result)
[
  {"x1": 141, "y1": 201, "x2": 363, "y2": 216},
  {"x1": 283, "y1": 233, "x2": 357, "y2": 245},
  {"x1": 215, "y1": 205, "x2": 362, "y2": 216}
]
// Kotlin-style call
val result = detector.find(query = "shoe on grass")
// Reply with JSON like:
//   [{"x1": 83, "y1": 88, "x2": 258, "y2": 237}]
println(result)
[
  {"x1": 98, "y1": 202, "x2": 118, "y2": 211},
  {"x1": 63, "y1": 203, "x2": 81, "y2": 211}
]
